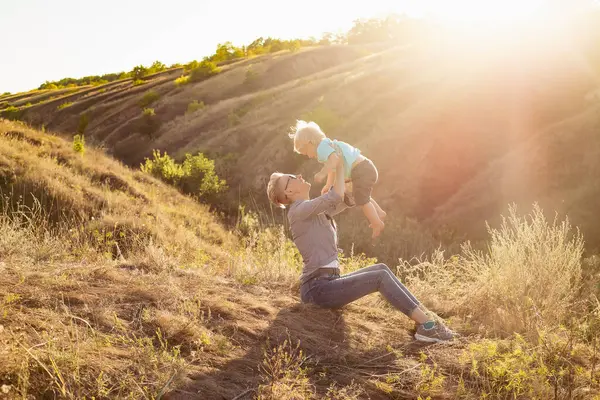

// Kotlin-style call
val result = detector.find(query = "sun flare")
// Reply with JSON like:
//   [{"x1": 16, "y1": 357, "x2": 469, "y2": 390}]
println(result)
[{"x1": 422, "y1": 0, "x2": 545, "y2": 25}]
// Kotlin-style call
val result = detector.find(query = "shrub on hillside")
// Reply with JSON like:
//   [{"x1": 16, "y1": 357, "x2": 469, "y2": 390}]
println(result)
[
  {"x1": 149, "y1": 60, "x2": 166, "y2": 73},
  {"x1": 138, "y1": 90, "x2": 160, "y2": 108},
  {"x1": 184, "y1": 60, "x2": 199, "y2": 72},
  {"x1": 179, "y1": 153, "x2": 226, "y2": 197},
  {"x1": 132, "y1": 79, "x2": 145, "y2": 86},
  {"x1": 3, "y1": 106, "x2": 21, "y2": 121},
  {"x1": 186, "y1": 100, "x2": 205, "y2": 114},
  {"x1": 72, "y1": 134, "x2": 85, "y2": 156},
  {"x1": 140, "y1": 150, "x2": 183, "y2": 185},
  {"x1": 140, "y1": 150, "x2": 226, "y2": 199},
  {"x1": 189, "y1": 61, "x2": 220, "y2": 83},
  {"x1": 139, "y1": 108, "x2": 161, "y2": 136},
  {"x1": 142, "y1": 107, "x2": 155, "y2": 117},
  {"x1": 57, "y1": 102, "x2": 73, "y2": 110},
  {"x1": 131, "y1": 65, "x2": 149, "y2": 81},
  {"x1": 78, "y1": 113, "x2": 89, "y2": 134},
  {"x1": 91, "y1": 79, "x2": 109, "y2": 86},
  {"x1": 174, "y1": 75, "x2": 190, "y2": 87},
  {"x1": 405, "y1": 203, "x2": 584, "y2": 335}
]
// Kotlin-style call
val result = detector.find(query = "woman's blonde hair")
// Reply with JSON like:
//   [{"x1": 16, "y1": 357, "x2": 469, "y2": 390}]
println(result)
[
  {"x1": 288, "y1": 120, "x2": 326, "y2": 153},
  {"x1": 267, "y1": 172, "x2": 287, "y2": 209}
]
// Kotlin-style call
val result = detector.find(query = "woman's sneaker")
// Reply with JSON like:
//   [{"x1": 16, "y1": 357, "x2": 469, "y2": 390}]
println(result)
[{"x1": 414, "y1": 322, "x2": 456, "y2": 343}]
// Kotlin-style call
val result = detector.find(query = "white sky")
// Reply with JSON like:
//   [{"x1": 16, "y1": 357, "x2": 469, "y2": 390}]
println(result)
[{"x1": 1, "y1": 0, "x2": 549, "y2": 93}]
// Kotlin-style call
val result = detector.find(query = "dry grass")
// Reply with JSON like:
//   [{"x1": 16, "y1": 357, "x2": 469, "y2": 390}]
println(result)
[
  {"x1": 0, "y1": 119, "x2": 437, "y2": 399},
  {"x1": 405, "y1": 203, "x2": 584, "y2": 336},
  {"x1": 2, "y1": 31, "x2": 600, "y2": 398},
  {"x1": 1, "y1": 119, "x2": 600, "y2": 399}
]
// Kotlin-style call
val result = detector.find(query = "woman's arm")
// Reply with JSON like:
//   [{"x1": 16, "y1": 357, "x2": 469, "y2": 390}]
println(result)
[
  {"x1": 290, "y1": 145, "x2": 345, "y2": 220},
  {"x1": 315, "y1": 152, "x2": 340, "y2": 183},
  {"x1": 331, "y1": 144, "x2": 345, "y2": 197}
]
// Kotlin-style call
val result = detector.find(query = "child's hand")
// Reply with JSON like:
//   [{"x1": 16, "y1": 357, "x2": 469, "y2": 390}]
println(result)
[
  {"x1": 314, "y1": 171, "x2": 326, "y2": 183},
  {"x1": 321, "y1": 185, "x2": 330, "y2": 195}
]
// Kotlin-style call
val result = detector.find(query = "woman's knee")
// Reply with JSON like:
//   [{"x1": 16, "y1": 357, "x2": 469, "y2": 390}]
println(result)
[{"x1": 372, "y1": 263, "x2": 391, "y2": 273}]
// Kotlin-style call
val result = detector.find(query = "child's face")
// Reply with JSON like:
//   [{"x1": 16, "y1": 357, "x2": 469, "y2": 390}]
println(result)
[{"x1": 298, "y1": 141, "x2": 318, "y2": 159}]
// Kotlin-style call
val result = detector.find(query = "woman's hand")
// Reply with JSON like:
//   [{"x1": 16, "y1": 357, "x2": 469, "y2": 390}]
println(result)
[
  {"x1": 328, "y1": 142, "x2": 343, "y2": 166},
  {"x1": 321, "y1": 185, "x2": 330, "y2": 195}
]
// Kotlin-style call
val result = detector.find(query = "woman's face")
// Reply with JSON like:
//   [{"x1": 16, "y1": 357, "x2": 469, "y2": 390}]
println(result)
[{"x1": 280, "y1": 174, "x2": 310, "y2": 202}]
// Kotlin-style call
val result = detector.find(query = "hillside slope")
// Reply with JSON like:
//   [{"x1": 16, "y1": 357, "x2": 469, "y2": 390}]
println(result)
[
  {"x1": 4, "y1": 36, "x2": 600, "y2": 257},
  {"x1": 0, "y1": 119, "x2": 470, "y2": 399},
  {"x1": 1, "y1": 122, "x2": 599, "y2": 399}
]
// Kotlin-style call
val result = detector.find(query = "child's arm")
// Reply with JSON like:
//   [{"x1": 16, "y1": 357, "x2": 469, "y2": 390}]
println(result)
[{"x1": 314, "y1": 152, "x2": 339, "y2": 183}]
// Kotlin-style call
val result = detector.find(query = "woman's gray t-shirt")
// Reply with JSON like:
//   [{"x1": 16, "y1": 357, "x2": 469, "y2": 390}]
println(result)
[{"x1": 287, "y1": 190, "x2": 347, "y2": 284}]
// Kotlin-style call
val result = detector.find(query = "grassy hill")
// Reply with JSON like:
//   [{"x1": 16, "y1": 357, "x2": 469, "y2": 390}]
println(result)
[
  {"x1": 3, "y1": 27, "x2": 600, "y2": 264},
  {"x1": 1, "y1": 119, "x2": 600, "y2": 399}
]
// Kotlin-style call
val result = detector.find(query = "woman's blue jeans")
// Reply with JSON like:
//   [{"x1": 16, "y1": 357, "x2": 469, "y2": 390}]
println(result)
[{"x1": 299, "y1": 263, "x2": 420, "y2": 317}]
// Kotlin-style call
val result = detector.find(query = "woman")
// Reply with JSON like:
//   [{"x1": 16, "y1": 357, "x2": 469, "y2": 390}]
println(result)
[{"x1": 266, "y1": 149, "x2": 456, "y2": 342}]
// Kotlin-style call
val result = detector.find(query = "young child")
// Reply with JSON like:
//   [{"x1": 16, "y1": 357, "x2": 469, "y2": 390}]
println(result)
[{"x1": 289, "y1": 120, "x2": 386, "y2": 238}]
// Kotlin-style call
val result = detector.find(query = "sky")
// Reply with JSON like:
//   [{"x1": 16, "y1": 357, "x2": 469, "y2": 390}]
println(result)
[
  {"x1": 0, "y1": 0, "x2": 550, "y2": 94},
  {"x1": 0, "y1": 0, "x2": 413, "y2": 93}
]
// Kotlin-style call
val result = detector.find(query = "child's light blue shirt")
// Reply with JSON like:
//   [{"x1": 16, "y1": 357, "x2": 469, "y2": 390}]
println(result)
[{"x1": 316, "y1": 138, "x2": 361, "y2": 179}]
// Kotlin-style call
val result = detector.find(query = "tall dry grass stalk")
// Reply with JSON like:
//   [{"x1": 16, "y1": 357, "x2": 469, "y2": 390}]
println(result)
[
  {"x1": 228, "y1": 225, "x2": 303, "y2": 286},
  {"x1": 404, "y1": 203, "x2": 584, "y2": 335}
]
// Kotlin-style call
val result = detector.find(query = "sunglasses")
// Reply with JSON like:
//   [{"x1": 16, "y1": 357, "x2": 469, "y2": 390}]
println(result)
[{"x1": 284, "y1": 175, "x2": 297, "y2": 199}]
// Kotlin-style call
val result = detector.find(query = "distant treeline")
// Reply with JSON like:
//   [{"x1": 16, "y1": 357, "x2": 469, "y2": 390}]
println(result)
[{"x1": 36, "y1": 15, "x2": 427, "y2": 91}]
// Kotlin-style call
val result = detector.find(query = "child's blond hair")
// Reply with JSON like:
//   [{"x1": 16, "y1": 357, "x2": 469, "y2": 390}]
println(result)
[{"x1": 288, "y1": 120, "x2": 326, "y2": 153}]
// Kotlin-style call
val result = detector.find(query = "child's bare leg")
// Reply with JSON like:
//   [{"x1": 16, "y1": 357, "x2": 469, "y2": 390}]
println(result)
[
  {"x1": 362, "y1": 202, "x2": 384, "y2": 238},
  {"x1": 370, "y1": 198, "x2": 387, "y2": 221}
]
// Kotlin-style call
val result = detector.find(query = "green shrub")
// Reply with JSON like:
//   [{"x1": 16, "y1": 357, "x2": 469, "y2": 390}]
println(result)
[
  {"x1": 174, "y1": 75, "x2": 189, "y2": 87},
  {"x1": 78, "y1": 113, "x2": 89, "y2": 134},
  {"x1": 138, "y1": 90, "x2": 160, "y2": 108},
  {"x1": 57, "y1": 102, "x2": 73, "y2": 110},
  {"x1": 180, "y1": 153, "x2": 226, "y2": 197},
  {"x1": 140, "y1": 150, "x2": 183, "y2": 184},
  {"x1": 140, "y1": 150, "x2": 226, "y2": 198},
  {"x1": 131, "y1": 65, "x2": 148, "y2": 81},
  {"x1": 3, "y1": 105, "x2": 21, "y2": 120},
  {"x1": 25, "y1": 102, "x2": 32, "y2": 107},
  {"x1": 149, "y1": 60, "x2": 166, "y2": 74},
  {"x1": 72, "y1": 134, "x2": 85, "y2": 156},
  {"x1": 184, "y1": 60, "x2": 199, "y2": 72},
  {"x1": 132, "y1": 79, "x2": 145, "y2": 86},
  {"x1": 142, "y1": 107, "x2": 155, "y2": 117},
  {"x1": 139, "y1": 108, "x2": 160, "y2": 136},
  {"x1": 186, "y1": 100, "x2": 205, "y2": 114},
  {"x1": 189, "y1": 61, "x2": 220, "y2": 83},
  {"x1": 458, "y1": 327, "x2": 596, "y2": 399}
]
